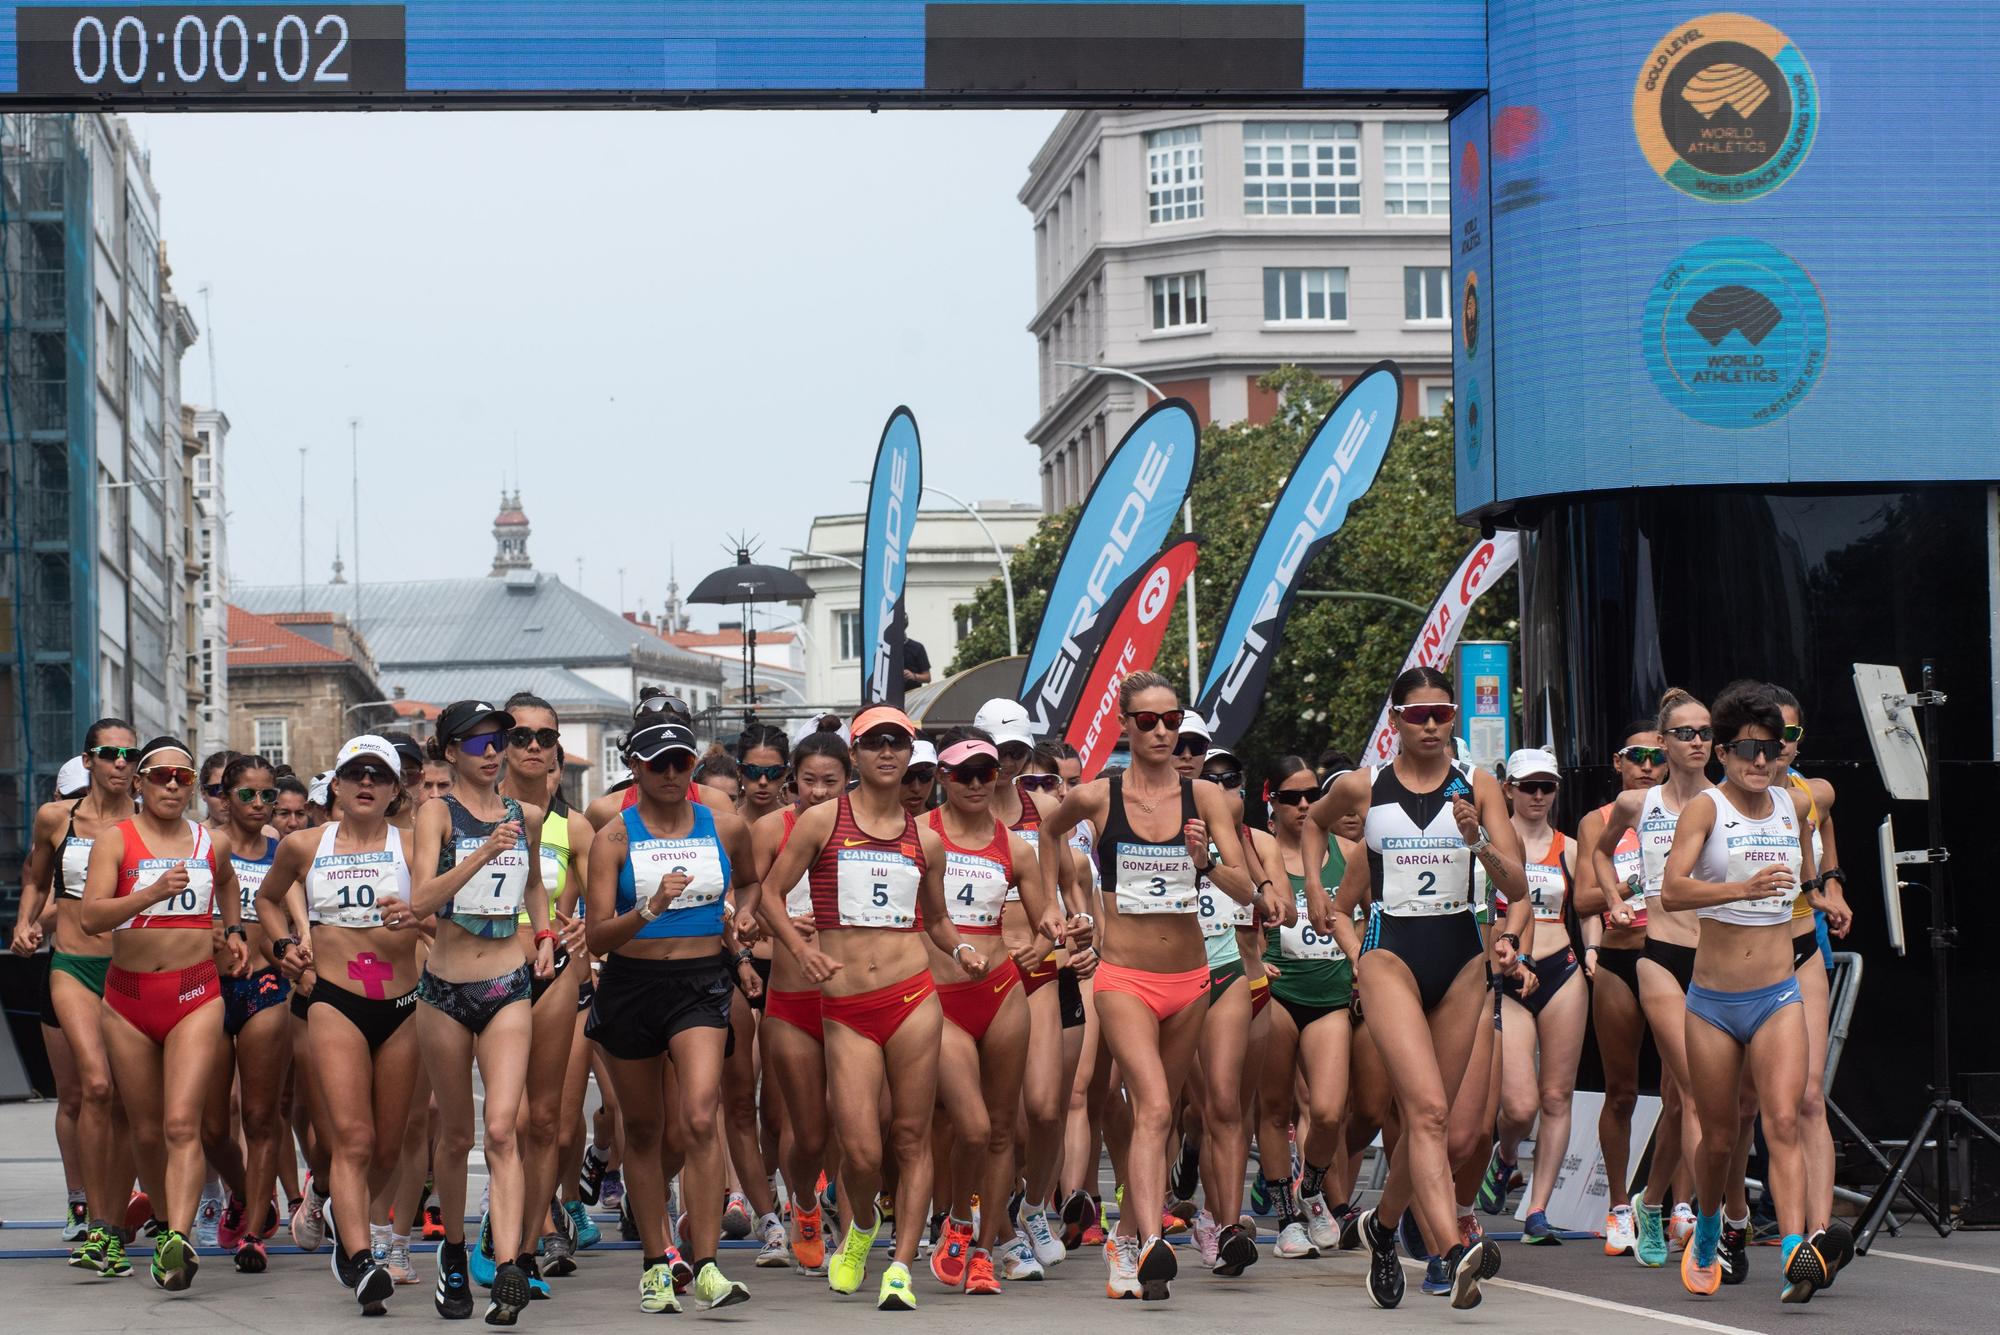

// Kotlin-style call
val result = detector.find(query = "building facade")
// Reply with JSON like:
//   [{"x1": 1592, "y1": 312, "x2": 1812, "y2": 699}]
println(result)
[
  {"x1": 1023, "y1": 110, "x2": 1454, "y2": 511},
  {"x1": 225, "y1": 604, "x2": 382, "y2": 774},
  {"x1": 791, "y1": 502, "x2": 1040, "y2": 709},
  {"x1": 189, "y1": 405, "x2": 229, "y2": 755}
]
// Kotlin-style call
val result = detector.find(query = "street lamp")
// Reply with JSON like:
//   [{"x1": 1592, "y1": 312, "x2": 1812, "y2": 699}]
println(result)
[
  {"x1": 1056, "y1": 361, "x2": 1200, "y2": 704},
  {"x1": 784, "y1": 547, "x2": 862, "y2": 571},
  {"x1": 839, "y1": 485, "x2": 1021, "y2": 659}
]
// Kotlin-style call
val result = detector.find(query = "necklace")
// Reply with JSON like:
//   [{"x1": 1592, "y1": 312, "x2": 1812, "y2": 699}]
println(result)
[{"x1": 1124, "y1": 779, "x2": 1177, "y2": 815}]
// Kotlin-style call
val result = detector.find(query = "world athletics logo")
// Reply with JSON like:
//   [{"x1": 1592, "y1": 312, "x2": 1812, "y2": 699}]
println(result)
[
  {"x1": 1643, "y1": 238, "x2": 1827, "y2": 429},
  {"x1": 1634, "y1": 13, "x2": 1817, "y2": 202}
]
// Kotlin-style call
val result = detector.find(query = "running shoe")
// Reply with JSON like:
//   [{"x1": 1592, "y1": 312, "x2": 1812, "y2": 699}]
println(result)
[
  {"x1": 435, "y1": 1240, "x2": 475, "y2": 1319},
  {"x1": 291, "y1": 1185, "x2": 328, "y2": 1252},
  {"x1": 639, "y1": 1262, "x2": 680, "y2": 1314},
  {"x1": 1780, "y1": 1233, "x2": 1827, "y2": 1304},
  {"x1": 877, "y1": 1260, "x2": 916, "y2": 1311},
  {"x1": 1248, "y1": 1176, "x2": 1273, "y2": 1216},
  {"x1": 1359, "y1": 1208, "x2": 1405, "y2": 1310},
  {"x1": 524, "y1": 1255, "x2": 551, "y2": 1300},
  {"x1": 1301, "y1": 1191, "x2": 1340, "y2": 1253},
  {"x1": 599, "y1": 1169, "x2": 625, "y2": 1214},
  {"x1": 1719, "y1": 1222, "x2": 1749, "y2": 1286},
  {"x1": 694, "y1": 1260, "x2": 749, "y2": 1309},
  {"x1": 125, "y1": 1190, "x2": 152, "y2": 1235},
  {"x1": 68, "y1": 1226, "x2": 105, "y2": 1271},
  {"x1": 470, "y1": 1212, "x2": 497, "y2": 1288},
  {"x1": 386, "y1": 1238, "x2": 418, "y2": 1285},
  {"x1": 1820, "y1": 1219, "x2": 1855, "y2": 1286},
  {"x1": 1634, "y1": 1199, "x2": 1668, "y2": 1267},
  {"x1": 62, "y1": 1200, "x2": 89, "y2": 1242},
  {"x1": 99, "y1": 1231, "x2": 133, "y2": 1278},
  {"x1": 355, "y1": 1260, "x2": 395, "y2": 1316},
  {"x1": 752, "y1": 1215, "x2": 788, "y2": 1268},
  {"x1": 1273, "y1": 1220, "x2": 1318, "y2": 1259},
  {"x1": 665, "y1": 1247, "x2": 693, "y2": 1292},
  {"x1": 1422, "y1": 1253, "x2": 1451, "y2": 1296},
  {"x1": 1397, "y1": 1208, "x2": 1428, "y2": 1261},
  {"x1": 151, "y1": 1227, "x2": 196, "y2": 1291},
  {"x1": 1337, "y1": 1207, "x2": 1363, "y2": 1253},
  {"x1": 1670, "y1": 1201, "x2": 1697, "y2": 1251},
  {"x1": 965, "y1": 1248, "x2": 1000, "y2": 1295},
  {"x1": 1163, "y1": 1202, "x2": 1194, "y2": 1236},
  {"x1": 263, "y1": 1197, "x2": 281, "y2": 1239},
  {"x1": 618, "y1": 1196, "x2": 640, "y2": 1243},
  {"x1": 423, "y1": 1202, "x2": 447, "y2": 1242},
  {"x1": 1604, "y1": 1204, "x2": 1636, "y2": 1257},
  {"x1": 1081, "y1": 1220, "x2": 1106, "y2": 1247},
  {"x1": 235, "y1": 1238, "x2": 269, "y2": 1274},
  {"x1": 542, "y1": 1231, "x2": 576, "y2": 1278},
  {"x1": 1191, "y1": 1208, "x2": 1220, "y2": 1268},
  {"x1": 1475, "y1": 1144, "x2": 1516, "y2": 1215},
  {"x1": 566, "y1": 1200, "x2": 600, "y2": 1251},
  {"x1": 579, "y1": 1146, "x2": 607, "y2": 1206},
  {"x1": 141, "y1": 1216, "x2": 166, "y2": 1239},
  {"x1": 1170, "y1": 1134, "x2": 1201, "y2": 1202},
  {"x1": 1023, "y1": 1209, "x2": 1065, "y2": 1267},
  {"x1": 828, "y1": 1209, "x2": 879, "y2": 1295},
  {"x1": 1446, "y1": 1241, "x2": 1489, "y2": 1309},
  {"x1": 1137, "y1": 1234, "x2": 1176, "y2": 1302},
  {"x1": 721, "y1": 1191, "x2": 753, "y2": 1241},
  {"x1": 486, "y1": 1262, "x2": 531, "y2": 1326},
  {"x1": 1523, "y1": 1210, "x2": 1562, "y2": 1244},
  {"x1": 930, "y1": 1217, "x2": 972, "y2": 1288},
  {"x1": 1680, "y1": 1230, "x2": 1722, "y2": 1295},
  {"x1": 550, "y1": 1195, "x2": 578, "y2": 1250},
  {"x1": 218, "y1": 1193, "x2": 246, "y2": 1251},
  {"x1": 1105, "y1": 1233, "x2": 1140, "y2": 1299},
  {"x1": 791, "y1": 1203, "x2": 827, "y2": 1274},
  {"x1": 1215, "y1": 1223, "x2": 1258, "y2": 1276},
  {"x1": 1060, "y1": 1188, "x2": 1093, "y2": 1249},
  {"x1": 999, "y1": 1233, "x2": 1044, "y2": 1280}
]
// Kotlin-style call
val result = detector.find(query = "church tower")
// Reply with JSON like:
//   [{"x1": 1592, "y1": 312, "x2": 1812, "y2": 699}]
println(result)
[{"x1": 491, "y1": 490, "x2": 531, "y2": 575}]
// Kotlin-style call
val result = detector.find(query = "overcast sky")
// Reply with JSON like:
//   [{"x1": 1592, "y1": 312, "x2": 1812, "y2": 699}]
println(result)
[{"x1": 126, "y1": 109, "x2": 1062, "y2": 629}]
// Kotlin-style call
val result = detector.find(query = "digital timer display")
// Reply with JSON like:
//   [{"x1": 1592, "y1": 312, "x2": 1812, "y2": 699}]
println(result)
[{"x1": 17, "y1": 5, "x2": 404, "y2": 95}]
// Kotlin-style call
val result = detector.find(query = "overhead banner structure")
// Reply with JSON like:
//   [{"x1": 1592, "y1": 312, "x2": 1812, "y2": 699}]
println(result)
[
  {"x1": 1195, "y1": 362, "x2": 1403, "y2": 749},
  {"x1": 1362, "y1": 532, "x2": 1520, "y2": 765},
  {"x1": 1065, "y1": 538, "x2": 1201, "y2": 782},
  {"x1": 1018, "y1": 399, "x2": 1199, "y2": 736},
  {"x1": 860, "y1": 407, "x2": 922, "y2": 707}
]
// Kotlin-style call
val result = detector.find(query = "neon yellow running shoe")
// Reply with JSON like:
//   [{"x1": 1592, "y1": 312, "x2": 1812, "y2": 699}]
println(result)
[
  {"x1": 877, "y1": 1260, "x2": 916, "y2": 1311},
  {"x1": 828, "y1": 1209, "x2": 880, "y2": 1295},
  {"x1": 100, "y1": 1233, "x2": 132, "y2": 1278},
  {"x1": 693, "y1": 1261, "x2": 748, "y2": 1310},
  {"x1": 639, "y1": 1262, "x2": 681, "y2": 1314},
  {"x1": 69, "y1": 1227, "x2": 105, "y2": 1271}
]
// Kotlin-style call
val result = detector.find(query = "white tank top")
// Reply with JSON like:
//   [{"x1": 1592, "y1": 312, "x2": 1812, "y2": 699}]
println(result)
[
  {"x1": 1692, "y1": 786, "x2": 1801, "y2": 928},
  {"x1": 1637, "y1": 786, "x2": 1686, "y2": 898},
  {"x1": 1364, "y1": 761, "x2": 1477, "y2": 918},
  {"x1": 306, "y1": 822, "x2": 412, "y2": 929}
]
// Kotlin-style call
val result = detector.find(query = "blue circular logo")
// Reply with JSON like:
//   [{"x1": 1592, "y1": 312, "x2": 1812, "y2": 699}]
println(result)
[
  {"x1": 1643, "y1": 238, "x2": 1826, "y2": 428},
  {"x1": 1460, "y1": 379, "x2": 1484, "y2": 469}
]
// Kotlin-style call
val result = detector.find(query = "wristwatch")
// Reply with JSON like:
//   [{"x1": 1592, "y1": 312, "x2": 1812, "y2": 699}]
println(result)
[
  {"x1": 635, "y1": 901, "x2": 659, "y2": 923},
  {"x1": 1466, "y1": 827, "x2": 1493, "y2": 856},
  {"x1": 223, "y1": 924, "x2": 247, "y2": 941},
  {"x1": 271, "y1": 936, "x2": 297, "y2": 959}
]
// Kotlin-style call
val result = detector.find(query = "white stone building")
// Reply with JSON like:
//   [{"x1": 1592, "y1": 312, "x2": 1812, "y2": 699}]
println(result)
[{"x1": 190, "y1": 405, "x2": 230, "y2": 755}]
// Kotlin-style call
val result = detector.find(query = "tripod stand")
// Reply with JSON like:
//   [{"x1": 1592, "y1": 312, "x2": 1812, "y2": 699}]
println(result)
[{"x1": 1854, "y1": 661, "x2": 2000, "y2": 1251}]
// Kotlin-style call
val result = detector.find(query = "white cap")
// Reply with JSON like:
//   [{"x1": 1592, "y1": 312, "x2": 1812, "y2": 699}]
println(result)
[
  {"x1": 56, "y1": 755, "x2": 89, "y2": 798},
  {"x1": 1179, "y1": 711, "x2": 1214, "y2": 744},
  {"x1": 335, "y1": 735, "x2": 401, "y2": 776},
  {"x1": 1203, "y1": 746, "x2": 1241, "y2": 767},
  {"x1": 972, "y1": 698, "x2": 1035, "y2": 748},
  {"x1": 790, "y1": 712, "x2": 848, "y2": 749},
  {"x1": 308, "y1": 772, "x2": 331, "y2": 805},
  {"x1": 1505, "y1": 747, "x2": 1560, "y2": 782},
  {"x1": 910, "y1": 739, "x2": 939, "y2": 768}
]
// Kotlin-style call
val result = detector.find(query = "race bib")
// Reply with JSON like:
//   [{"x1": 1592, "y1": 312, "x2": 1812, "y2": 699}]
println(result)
[
  {"x1": 233, "y1": 858, "x2": 268, "y2": 923},
  {"x1": 59, "y1": 837, "x2": 92, "y2": 900},
  {"x1": 1725, "y1": 831, "x2": 1799, "y2": 919},
  {"x1": 784, "y1": 874, "x2": 814, "y2": 920},
  {"x1": 1279, "y1": 909, "x2": 1343, "y2": 961},
  {"x1": 539, "y1": 846, "x2": 568, "y2": 901},
  {"x1": 944, "y1": 849, "x2": 1008, "y2": 930},
  {"x1": 1196, "y1": 877, "x2": 1233, "y2": 937},
  {"x1": 1113, "y1": 842, "x2": 1197, "y2": 916},
  {"x1": 1524, "y1": 860, "x2": 1567, "y2": 923},
  {"x1": 1006, "y1": 828, "x2": 1039, "y2": 903},
  {"x1": 1639, "y1": 808, "x2": 1678, "y2": 896},
  {"x1": 629, "y1": 837, "x2": 726, "y2": 915},
  {"x1": 124, "y1": 857, "x2": 213, "y2": 925},
  {"x1": 308, "y1": 850, "x2": 396, "y2": 928},
  {"x1": 1378, "y1": 837, "x2": 1468, "y2": 914},
  {"x1": 835, "y1": 847, "x2": 920, "y2": 929}
]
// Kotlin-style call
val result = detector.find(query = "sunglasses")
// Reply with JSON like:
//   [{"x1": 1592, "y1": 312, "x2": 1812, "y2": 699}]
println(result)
[
  {"x1": 945, "y1": 761, "x2": 1000, "y2": 784},
  {"x1": 1720, "y1": 737, "x2": 1786, "y2": 763},
  {"x1": 140, "y1": 765, "x2": 197, "y2": 788},
  {"x1": 998, "y1": 741, "x2": 1032, "y2": 760},
  {"x1": 1200, "y1": 769, "x2": 1243, "y2": 791},
  {"x1": 1017, "y1": 774, "x2": 1061, "y2": 793},
  {"x1": 855, "y1": 731, "x2": 913, "y2": 753},
  {"x1": 902, "y1": 766, "x2": 937, "y2": 786},
  {"x1": 87, "y1": 745, "x2": 137, "y2": 762},
  {"x1": 633, "y1": 751, "x2": 695, "y2": 774},
  {"x1": 742, "y1": 763, "x2": 787, "y2": 783},
  {"x1": 636, "y1": 693, "x2": 693, "y2": 722},
  {"x1": 339, "y1": 765, "x2": 397, "y2": 787},
  {"x1": 458, "y1": 732, "x2": 508, "y2": 757},
  {"x1": 1782, "y1": 724, "x2": 1804, "y2": 744},
  {"x1": 203, "y1": 783, "x2": 225, "y2": 797},
  {"x1": 507, "y1": 726, "x2": 560, "y2": 750},
  {"x1": 1512, "y1": 779, "x2": 1558, "y2": 796},
  {"x1": 233, "y1": 786, "x2": 280, "y2": 805},
  {"x1": 1125, "y1": 708, "x2": 1187, "y2": 733},
  {"x1": 1617, "y1": 746, "x2": 1667, "y2": 766},
  {"x1": 1391, "y1": 703, "x2": 1459, "y2": 727},
  {"x1": 1665, "y1": 725, "x2": 1713, "y2": 742},
  {"x1": 1172, "y1": 737, "x2": 1208, "y2": 757},
  {"x1": 1270, "y1": 789, "x2": 1315, "y2": 807}
]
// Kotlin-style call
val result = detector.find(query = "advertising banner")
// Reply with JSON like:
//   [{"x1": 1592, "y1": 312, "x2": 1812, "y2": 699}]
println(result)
[
  {"x1": 1018, "y1": 400, "x2": 1199, "y2": 736},
  {"x1": 1456, "y1": 640, "x2": 1512, "y2": 768},
  {"x1": 1195, "y1": 363, "x2": 1402, "y2": 750},
  {"x1": 1064, "y1": 538, "x2": 1201, "y2": 782},
  {"x1": 860, "y1": 407, "x2": 921, "y2": 706},
  {"x1": 1362, "y1": 532, "x2": 1519, "y2": 764}
]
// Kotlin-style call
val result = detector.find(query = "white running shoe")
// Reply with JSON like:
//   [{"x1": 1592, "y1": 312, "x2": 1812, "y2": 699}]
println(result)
[
  {"x1": 385, "y1": 1239, "x2": 418, "y2": 1285},
  {"x1": 1192, "y1": 1209, "x2": 1221, "y2": 1269},
  {"x1": 1023, "y1": 1210, "x2": 1066, "y2": 1267},
  {"x1": 1104, "y1": 1234, "x2": 1139, "y2": 1298},
  {"x1": 291, "y1": 1188, "x2": 328, "y2": 1252},
  {"x1": 755, "y1": 1217, "x2": 790, "y2": 1268},
  {"x1": 999, "y1": 1233, "x2": 1045, "y2": 1281},
  {"x1": 722, "y1": 1192, "x2": 753, "y2": 1240},
  {"x1": 1604, "y1": 1205, "x2": 1637, "y2": 1257},
  {"x1": 194, "y1": 1194, "x2": 222, "y2": 1249},
  {"x1": 1670, "y1": 1202, "x2": 1696, "y2": 1251},
  {"x1": 1301, "y1": 1192, "x2": 1341, "y2": 1253},
  {"x1": 1273, "y1": 1220, "x2": 1320, "y2": 1259}
]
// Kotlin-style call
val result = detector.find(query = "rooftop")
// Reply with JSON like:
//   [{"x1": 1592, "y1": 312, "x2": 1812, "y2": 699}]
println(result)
[{"x1": 226, "y1": 604, "x2": 358, "y2": 670}]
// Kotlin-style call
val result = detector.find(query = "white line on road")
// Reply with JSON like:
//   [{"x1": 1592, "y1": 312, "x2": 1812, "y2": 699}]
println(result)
[
  {"x1": 1396, "y1": 1258, "x2": 1767, "y2": 1335},
  {"x1": 1868, "y1": 1249, "x2": 2000, "y2": 1276}
]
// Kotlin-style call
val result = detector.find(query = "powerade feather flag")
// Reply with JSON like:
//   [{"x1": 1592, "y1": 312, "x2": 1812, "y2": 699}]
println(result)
[
  {"x1": 1064, "y1": 538, "x2": 1201, "y2": 782},
  {"x1": 861, "y1": 408, "x2": 922, "y2": 707},
  {"x1": 1196, "y1": 363, "x2": 1403, "y2": 750},
  {"x1": 1017, "y1": 399, "x2": 1200, "y2": 737},
  {"x1": 1362, "y1": 532, "x2": 1519, "y2": 764}
]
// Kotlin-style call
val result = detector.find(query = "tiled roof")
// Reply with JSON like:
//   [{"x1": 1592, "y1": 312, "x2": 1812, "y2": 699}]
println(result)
[
  {"x1": 663, "y1": 628, "x2": 797, "y2": 648},
  {"x1": 385, "y1": 665, "x2": 628, "y2": 715},
  {"x1": 226, "y1": 604, "x2": 353, "y2": 669}
]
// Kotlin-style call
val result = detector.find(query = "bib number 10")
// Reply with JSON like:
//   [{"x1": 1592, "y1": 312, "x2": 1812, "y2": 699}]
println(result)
[{"x1": 336, "y1": 883, "x2": 376, "y2": 911}]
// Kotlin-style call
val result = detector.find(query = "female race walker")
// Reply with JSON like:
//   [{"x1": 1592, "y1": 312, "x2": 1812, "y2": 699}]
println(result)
[
  {"x1": 1303, "y1": 666, "x2": 1527, "y2": 1311},
  {"x1": 758, "y1": 707, "x2": 1019, "y2": 1312},
  {"x1": 80, "y1": 738, "x2": 249, "y2": 1291},
  {"x1": 1661, "y1": 681, "x2": 1830, "y2": 1304},
  {"x1": 1036, "y1": 672, "x2": 1249, "y2": 1303}
]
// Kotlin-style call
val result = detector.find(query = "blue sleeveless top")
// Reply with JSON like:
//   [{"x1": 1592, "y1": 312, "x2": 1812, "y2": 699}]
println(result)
[
  {"x1": 437, "y1": 794, "x2": 528, "y2": 940},
  {"x1": 616, "y1": 802, "x2": 730, "y2": 940}
]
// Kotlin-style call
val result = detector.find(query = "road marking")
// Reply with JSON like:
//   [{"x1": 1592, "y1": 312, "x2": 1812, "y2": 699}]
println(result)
[
  {"x1": 1396, "y1": 1259, "x2": 1766, "y2": 1335},
  {"x1": 1868, "y1": 1248, "x2": 2000, "y2": 1276}
]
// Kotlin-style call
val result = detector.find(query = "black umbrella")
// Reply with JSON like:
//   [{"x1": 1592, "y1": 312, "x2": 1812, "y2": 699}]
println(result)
[{"x1": 687, "y1": 545, "x2": 814, "y2": 722}]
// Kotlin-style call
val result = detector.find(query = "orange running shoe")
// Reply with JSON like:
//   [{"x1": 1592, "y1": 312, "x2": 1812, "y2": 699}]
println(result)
[
  {"x1": 792, "y1": 1204, "x2": 827, "y2": 1274},
  {"x1": 965, "y1": 1248, "x2": 1000, "y2": 1295},
  {"x1": 1680, "y1": 1236, "x2": 1722, "y2": 1295},
  {"x1": 930, "y1": 1218, "x2": 973, "y2": 1289}
]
